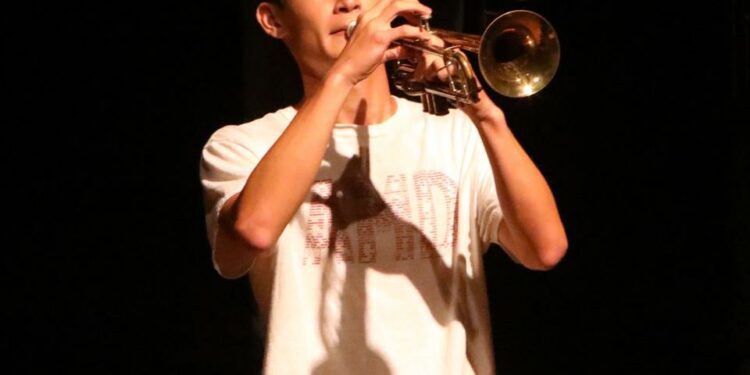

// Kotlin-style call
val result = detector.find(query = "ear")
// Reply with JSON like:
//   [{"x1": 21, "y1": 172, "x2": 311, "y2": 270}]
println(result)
[{"x1": 256, "y1": 2, "x2": 287, "y2": 39}]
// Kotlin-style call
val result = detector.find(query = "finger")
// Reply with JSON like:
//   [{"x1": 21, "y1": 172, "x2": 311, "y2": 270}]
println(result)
[
  {"x1": 359, "y1": 0, "x2": 397, "y2": 26},
  {"x1": 422, "y1": 58, "x2": 440, "y2": 82},
  {"x1": 425, "y1": 33, "x2": 445, "y2": 48},
  {"x1": 384, "y1": 44, "x2": 423, "y2": 62},
  {"x1": 385, "y1": 24, "x2": 431, "y2": 44},
  {"x1": 435, "y1": 64, "x2": 451, "y2": 82},
  {"x1": 375, "y1": 0, "x2": 432, "y2": 26},
  {"x1": 365, "y1": 0, "x2": 396, "y2": 20},
  {"x1": 424, "y1": 58, "x2": 447, "y2": 82},
  {"x1": 383, "y1": 46, "x2": 410, "y2": 62},
  {"x1": 355, "y1": 1, "x2": 429, "y2": 43}
]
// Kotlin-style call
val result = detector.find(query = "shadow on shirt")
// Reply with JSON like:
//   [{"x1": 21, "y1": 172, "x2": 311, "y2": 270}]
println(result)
[{"x1": 308, "y1": 133, "x2": 483, "y2": 374}]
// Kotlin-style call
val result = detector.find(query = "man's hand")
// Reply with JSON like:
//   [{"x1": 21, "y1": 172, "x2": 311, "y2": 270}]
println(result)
[
  {"x1": 410, "y1": 34, "x2": 506, "y2": 124},
  {"x1": 414, "y1": 34, "x2": 566, "y2": 270},
  {"x1": 330, "y1": 0, "x2": 432, "y2": 86}
]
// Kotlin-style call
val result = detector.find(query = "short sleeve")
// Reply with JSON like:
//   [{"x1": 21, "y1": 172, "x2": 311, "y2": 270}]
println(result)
[
  {"x1": 473, "y1": 140, "x2": 503, "y2": 252},
  {"x1": 467, "y1": 122, "x2": 518, "y2": 263},
  {"x1": 199, "y1": 127, "x2": 261, "y2": 276}
]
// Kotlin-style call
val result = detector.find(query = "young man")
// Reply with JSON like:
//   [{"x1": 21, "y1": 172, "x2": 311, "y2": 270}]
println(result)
[{"x1": 200, "y1": 0, "x2": 567, "y2": 373}]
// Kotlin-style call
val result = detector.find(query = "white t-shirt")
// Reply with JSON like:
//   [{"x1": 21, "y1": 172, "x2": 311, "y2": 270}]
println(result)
[{"x1": 200, "y1": 95, "x2": 507, "y2": 375}]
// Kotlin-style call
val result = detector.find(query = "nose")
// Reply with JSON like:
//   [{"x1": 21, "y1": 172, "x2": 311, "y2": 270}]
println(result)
[{"x1": 334, "y1": 0, "x2": 361, "y2": 14}]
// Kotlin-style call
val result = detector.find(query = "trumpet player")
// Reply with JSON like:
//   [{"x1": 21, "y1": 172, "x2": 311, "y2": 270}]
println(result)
[{"x1": 199, "y1": 0, "x2": 567, "y2": 373}]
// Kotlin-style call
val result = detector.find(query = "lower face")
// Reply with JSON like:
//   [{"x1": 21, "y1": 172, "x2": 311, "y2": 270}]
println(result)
[{"x1": 280, "y1": 0, "x2": 376, "y2": 77}]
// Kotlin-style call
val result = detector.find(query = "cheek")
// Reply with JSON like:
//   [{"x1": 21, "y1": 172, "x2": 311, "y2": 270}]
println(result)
[
  {"x1": 287, "y1": 26, "x2": 323, "y2": 56},
  {"x1": 295, "y1": 20, "x2": 326, "y2": 49}
]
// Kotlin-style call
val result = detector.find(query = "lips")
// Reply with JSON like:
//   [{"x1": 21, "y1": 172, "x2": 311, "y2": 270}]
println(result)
[
  {"x1": 330, "y1": 25, "x2": 349, "y2": 35},
  {"x1": 331, "y1": 19, "x2": 357, "y2": 36}
]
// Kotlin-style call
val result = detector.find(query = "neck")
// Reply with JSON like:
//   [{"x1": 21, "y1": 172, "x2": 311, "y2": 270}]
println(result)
[{"x1": 297, "y1": 66, "x2": 396, "y2": 125}]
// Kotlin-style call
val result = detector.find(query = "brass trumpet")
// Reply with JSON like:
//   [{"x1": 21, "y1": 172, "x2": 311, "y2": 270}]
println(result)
[{"x1": 347, "y1": 10, "x2": 561, "y2": 115}]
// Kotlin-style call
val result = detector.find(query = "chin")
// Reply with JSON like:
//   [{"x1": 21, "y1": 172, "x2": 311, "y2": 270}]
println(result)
[{"x1": 329, "y1": 40, "x2": 346, "y2": 54}]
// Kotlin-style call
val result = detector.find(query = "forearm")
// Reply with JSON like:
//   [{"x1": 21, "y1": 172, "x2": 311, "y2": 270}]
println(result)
[
  {"x1": 465, "y1": 93, "x2": 567, "y2": 269},
  {"x1": 230, "y1": 72, "x2": 354, "y2": 251},
  {"x1": 210, "y1": 0, "x2": 433, "y2": 273}
]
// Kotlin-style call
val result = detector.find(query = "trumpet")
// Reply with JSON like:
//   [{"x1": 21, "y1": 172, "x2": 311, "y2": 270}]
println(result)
[{"x1": 347, "y1": 10, "x2": 561, "y2": 115}]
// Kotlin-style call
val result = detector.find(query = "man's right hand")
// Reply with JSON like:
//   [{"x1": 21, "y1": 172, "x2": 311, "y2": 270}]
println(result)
[{"x1": 330, "y1": 0, "x2": 432, "y2": 86}]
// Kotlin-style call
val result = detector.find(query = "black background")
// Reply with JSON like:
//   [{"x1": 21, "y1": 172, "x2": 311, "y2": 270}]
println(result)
[{"x1": 8, "y1": 0, "x2": 749, "y2": 373}]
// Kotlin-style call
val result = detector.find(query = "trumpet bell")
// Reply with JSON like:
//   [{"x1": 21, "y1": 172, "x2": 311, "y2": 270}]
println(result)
[{"x1": 479, "y1": 10, "x2": 560, "y2": 98}]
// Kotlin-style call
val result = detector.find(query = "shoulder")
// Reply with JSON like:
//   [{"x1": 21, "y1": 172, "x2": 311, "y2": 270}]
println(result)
[{"x1": 204, "y1": 106, "x2": 295, "y2": 149}]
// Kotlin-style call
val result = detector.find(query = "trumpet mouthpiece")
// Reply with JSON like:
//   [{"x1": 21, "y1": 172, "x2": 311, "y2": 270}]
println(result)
[{"x1": 345, "y1": 19, "x2": 358, "y2": 40}]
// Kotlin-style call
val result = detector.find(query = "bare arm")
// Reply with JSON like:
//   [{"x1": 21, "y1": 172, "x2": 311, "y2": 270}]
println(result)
[
  {"x1": 463, "y1": 91, "x2": 568, "y2": 270},
  {"x1": 415, "y1": 34, "x2": 567, "y2": 270},
  {"x1": 212, "y1": 0, "x2": 432, "y2": 277},
  {"x1": 212, "y1": 74, "x2": 354, "y2": 278}
]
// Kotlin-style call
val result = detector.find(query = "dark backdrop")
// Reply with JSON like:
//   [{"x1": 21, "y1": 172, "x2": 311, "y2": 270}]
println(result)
[{"x1": 9, "y1": 0, "x2": 748, "y2": 373}]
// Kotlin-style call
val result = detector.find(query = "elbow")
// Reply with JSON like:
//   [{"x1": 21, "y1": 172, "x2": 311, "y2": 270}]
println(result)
[
  {"x1": 211, "y1": 220, "x2": 276, "y2": 280},
  {"x1": 211, "y1": 204, "x2": 277, "y2": 279},
  {"x1": 540, "y1": 239, "x2": 568, "y2": 270},
  {"x1": 234, "y1": 219, "x2": 277, "y2": 253},
  {"x1": 527, "y1": 236, "x2": 568, "y2": 271}
]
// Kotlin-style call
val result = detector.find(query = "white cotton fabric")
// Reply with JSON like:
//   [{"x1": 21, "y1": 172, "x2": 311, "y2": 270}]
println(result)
[{"x1": 200, "y1": 96, "x2": 506, "y2": 375}]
